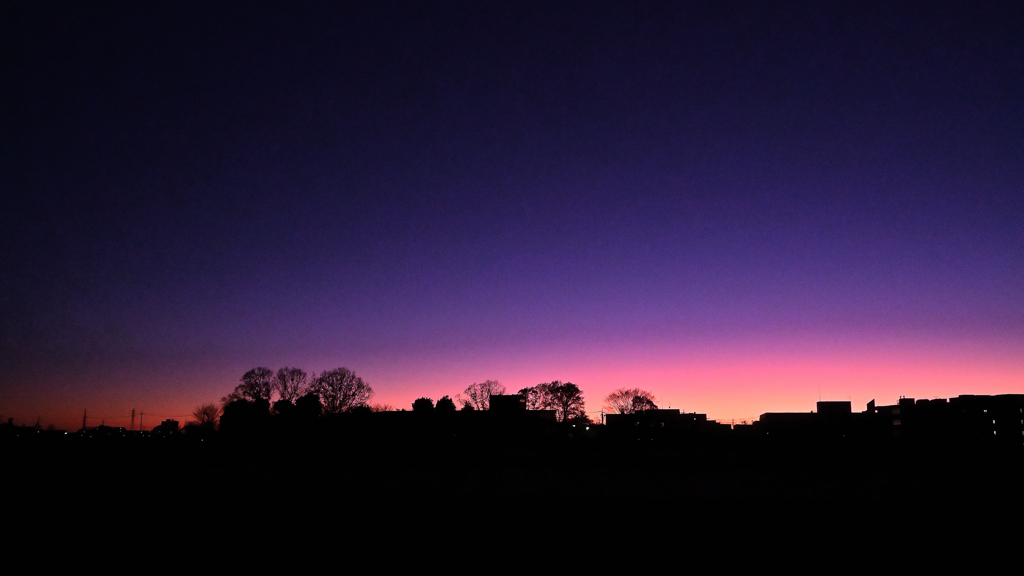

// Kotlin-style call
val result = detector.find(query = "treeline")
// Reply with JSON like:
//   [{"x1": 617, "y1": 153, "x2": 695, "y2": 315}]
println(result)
[
  {"x1": 221, "y1": 366, "x2": 372, "y2": 413},
  {"x1": 195, "y1": 367, "x2": 664, "y2": 434},
  {"x1": 205, "y1": 366, "x2": 373, "y2": 435}
]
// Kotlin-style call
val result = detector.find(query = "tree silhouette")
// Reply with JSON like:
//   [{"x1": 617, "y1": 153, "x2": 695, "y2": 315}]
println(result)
[
  {"x1": 274, "y1": 367, "x2": 308, "y2": 403},
  {"x1": 630, "y1": 394, "x2": 658, "y2": 413},
  {"x1": 436, "y1": 395, "x2": 456, "y2": 413},
  {"x1": 220, "y1": 390, "x2": 242, "y2": 405},
  {"x1": 460, "y1": 380, "x2": 505, "y2": 411},
  {"x1": 604, "y1": 388, "x2": 658, "y2": 414},
  {"x1": 518, "y1": 383, "x2": 555, "y2": 410},
  {"x1": 547, "y1": 381, "x2": 586, "y2": 423},
  {"x1": 519, "y1": 381, "x2": 586, "y2": 421},
  {"x1": 310, "y1": 367, "x2": 373, "y2": 414},
  {"x1": 295, "y1": 392, "x2": 323, "y2": 419},
  {"x1": 413, "y1": 397, "x2": 434, "y2": 412},
  {"x1": 273, "y1": 398, "x2": 296, "y2": 417},
  {"x1": 192, "y1": 403, "x2": 220, "y2": 431},
  {"x1": 219, "y1": 398, "x2": 271, "y2": 433},
  {"x1": 225, "y1": 367, "x2": 274, "y2": 403}
]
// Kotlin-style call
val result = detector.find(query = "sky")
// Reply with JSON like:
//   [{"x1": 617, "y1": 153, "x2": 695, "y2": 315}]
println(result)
[{"x1": 3, "y1": 1, "x2": 1023, "y2": 430}]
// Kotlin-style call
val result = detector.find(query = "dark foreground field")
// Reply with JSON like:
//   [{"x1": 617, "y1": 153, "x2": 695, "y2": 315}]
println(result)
[{"x1": 9, "y1": 433, "x2": 1022, "y2": 530}]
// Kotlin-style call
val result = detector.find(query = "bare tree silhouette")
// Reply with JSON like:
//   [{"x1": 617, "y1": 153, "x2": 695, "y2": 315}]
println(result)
[
  {"x1": 460, "y1": 380, "x2": 505, "y2": 410},
  {"x1": 311, "y1": 367, "x2": 373, "y2": 414},
  {"x1": 192, "y1": 403, "x2": 220, "y2": 430},
  {"x1": 223, "y1": 367, "x2": 275, "y2": 404},
  {"x1": 604, "y1": 388, "x2": 658, "y2": 414},
  {"x1": 274, "y1": 367, "x2": 308, "y2": 403}
]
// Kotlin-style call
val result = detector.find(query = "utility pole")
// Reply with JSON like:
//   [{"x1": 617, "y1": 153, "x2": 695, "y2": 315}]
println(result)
[
  {"x1": 82, "y1": 409, "x2": 87, "y2": 432},
  {"x1": 130, "y1": 409, "x2": 135, "y2": 431}
]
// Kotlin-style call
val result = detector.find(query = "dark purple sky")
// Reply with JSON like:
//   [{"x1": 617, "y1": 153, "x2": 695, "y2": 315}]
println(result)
[{"x1": 4, "y1": 1, "x2": 1023, "y2": 429}]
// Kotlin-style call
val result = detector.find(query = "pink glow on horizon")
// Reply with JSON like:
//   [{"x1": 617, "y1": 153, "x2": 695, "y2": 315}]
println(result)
[
  {"x1": 10, "y1": 332, "x2": 1022, "y2": 432},
  {"x1": 365, "y1": 332, "x2": 1023, "y2": 423}
]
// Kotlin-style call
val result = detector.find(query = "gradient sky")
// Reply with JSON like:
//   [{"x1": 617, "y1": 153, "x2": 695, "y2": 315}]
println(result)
[{"x1": 4, "y1": 1, "x2": 1023, "y2": 430}]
